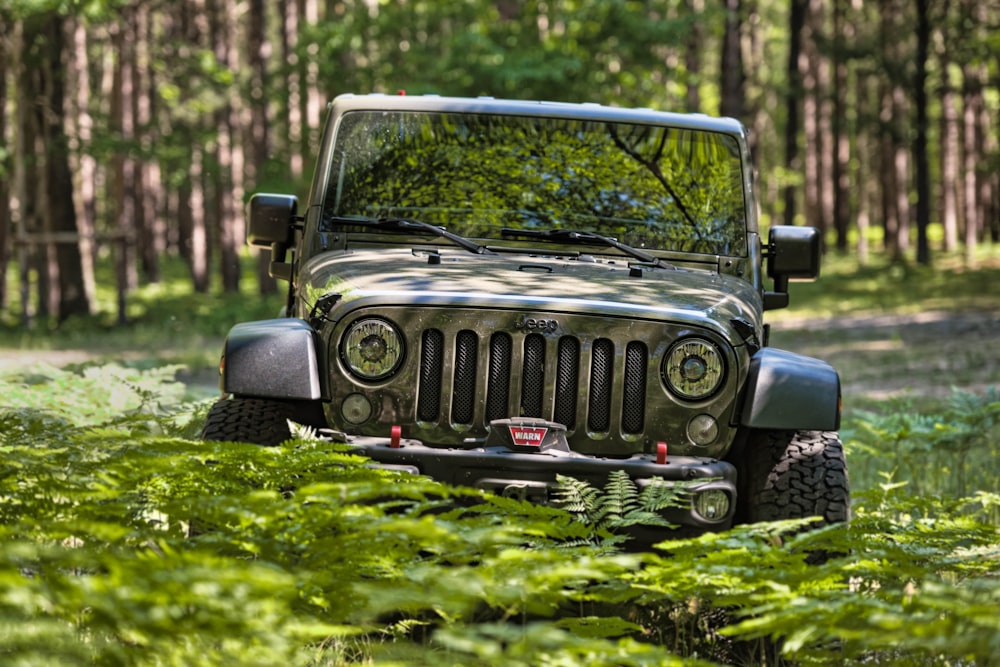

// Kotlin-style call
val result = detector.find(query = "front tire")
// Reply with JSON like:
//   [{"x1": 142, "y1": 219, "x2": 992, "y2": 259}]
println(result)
[
  {"x1": 201, "y1": 397, "x2": 305, "y2": 445},
  {"x1": 737, "y1": 430, "x2": 850, "y2": 525}
]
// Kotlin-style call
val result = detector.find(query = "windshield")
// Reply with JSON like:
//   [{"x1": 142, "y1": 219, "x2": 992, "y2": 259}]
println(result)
[{"x1": 323, "y1": 110, "x2": 747, "y2": 257}]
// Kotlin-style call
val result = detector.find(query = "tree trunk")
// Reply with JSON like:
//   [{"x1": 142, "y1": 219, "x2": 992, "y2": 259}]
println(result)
[
  {"x1": 132, "y1": 3, "x2": 161, "y2": 283},
  {"x1": 30, "y1": 13, "x2": 91, "y2": 322},
  {"x1": 719, "y1": 0, "x2": 744, "y2": 119},
  {"x1": 782, "y1": 0, "x2": 808, "y2": 226},
  {"x1": 249, "y1": 0, "x2": 279, "y2": 295},
  {"x1": 210, "y1": 0, "x2": 242, "y2": 293},
  {"x1": 109, "y1": 14, "x2": 137, "y2": 322},
  {"x1": 684, "y1": 0, "x2": 703, "y2": 112},
  {"x1": 68, "y1": 17, "x2": 98, "y2": 306},
  {"x1": 938, "y1": 13, "x2": 960, "y2": 253},
  {"x1": 913, "y1": 0, "x2": 931, "y2": 265},
  {"x1": 0, "y1": 13, "x2": 10, "y2": 312},
  {"x1": 831, "y1": 0, "x2": 851, "y2": 253}
]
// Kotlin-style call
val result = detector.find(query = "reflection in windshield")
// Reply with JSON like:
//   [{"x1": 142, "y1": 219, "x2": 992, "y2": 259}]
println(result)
[{"x1": 324, "y1": 111, "x2": 747, "y2": 257}]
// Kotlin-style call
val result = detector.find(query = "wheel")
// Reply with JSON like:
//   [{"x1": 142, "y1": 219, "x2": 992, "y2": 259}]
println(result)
[
  {"x1": 201, "y1": 397, "x2": 301, "y2": 445},
  {"x1": 736, "y1": 430, "x2": 850, "y2": 525}
]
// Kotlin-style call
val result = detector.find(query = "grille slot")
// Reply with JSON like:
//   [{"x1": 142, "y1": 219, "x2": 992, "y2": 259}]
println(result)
[
  {"x1": 520, "y1": 334, "x2": 546, "y2": 418},
  {"x1": 486, "y1": 333, "x2": 512, "y2": 422},
  {"x1": 554, "y1": 336, "x2": 579, "y2": 429},
  {"x1": 451, "y1": 330, "x2": 479, "y2": 424},
  {"x1": 414, "y1": 326, "x2": 657, "y2": 441},
  {"x1": 417, "y1": 329, "x2": 444, "y2": 421},
  {"x1": 588, "y1": 338, "x2": 614, "y2": 432},
  {"x1": 622, "y1": 342, "x2": 648, "y2": 433}
]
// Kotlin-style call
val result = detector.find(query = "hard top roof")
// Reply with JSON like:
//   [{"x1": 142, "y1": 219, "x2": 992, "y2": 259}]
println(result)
[{"x1": 329, "y1": 93, "x2": 748, "y2": 138}]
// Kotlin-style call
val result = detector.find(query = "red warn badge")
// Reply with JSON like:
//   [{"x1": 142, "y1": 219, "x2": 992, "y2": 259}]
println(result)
[{"x1": 509, "y1": 425, "x2": 548, "y2": 448}]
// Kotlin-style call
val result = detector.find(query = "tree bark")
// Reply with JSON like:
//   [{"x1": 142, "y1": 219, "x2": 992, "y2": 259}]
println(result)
[
  {"x1": 831, "y1": 0, "x2": 851, "y2": 253},
  {"x1": 0, "y1": 12, "x2": 10, "y2": 311},
  {"x1": 249, "y1": 0, "x2": 279, "y2": 295},
  {"x1": 684, "y1": 0, "x2": 703, "y2": 112},
  {"x1": 938, "y1": 17, "x2": 960, "y2": 254},
  {"x1": 782, "y1": 0, "x2": 807, "y2": 227},
  {"x1": 22, "y1": 13, "x2": 92, "y2": 322},
  {"x1": 210, "y1": 0, "x2": 242, "y2": 293},
  {"x1": 913, "y1": 0, "x2": 932, "y2": 265},
  {"x1": 719, "y1": 0, "x2": 744, "y2": 119}
]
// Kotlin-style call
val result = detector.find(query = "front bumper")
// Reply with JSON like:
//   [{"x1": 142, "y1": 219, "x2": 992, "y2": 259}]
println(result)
[{"x1": 337, "y1": 433, "x2": 737, "y2": 532}]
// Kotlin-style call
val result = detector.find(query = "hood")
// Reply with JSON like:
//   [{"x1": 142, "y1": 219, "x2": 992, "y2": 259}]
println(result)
[{"x1": 300, "y1": 247, "x2": 762, "y2": 333}]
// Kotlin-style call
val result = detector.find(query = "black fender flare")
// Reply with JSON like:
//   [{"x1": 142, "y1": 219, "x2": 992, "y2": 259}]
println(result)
[
  {"x1": 220, "y1": 318, "x2": 328, "y2": 401},
  {"x1": 739, "y1": 347, "x2": 840, "y2": 431}
]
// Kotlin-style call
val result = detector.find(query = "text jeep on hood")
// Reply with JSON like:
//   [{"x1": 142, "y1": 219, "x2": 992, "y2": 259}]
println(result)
[{"x1": 203, "y1": 94, "x2": 849, "y2": 535}]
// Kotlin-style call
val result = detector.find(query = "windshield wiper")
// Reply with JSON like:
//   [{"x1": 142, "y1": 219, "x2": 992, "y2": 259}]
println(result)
[
  {"x1": 329, "y1": 216, "x2": 494, "y2": 255},
  {"x1": 500, "y1": 228, "x2": 673, "y2": 269}
]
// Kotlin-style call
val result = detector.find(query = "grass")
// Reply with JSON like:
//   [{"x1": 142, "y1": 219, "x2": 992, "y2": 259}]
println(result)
[{"x1": 1, "y1": 253, "x2": 286, "y2": 377}]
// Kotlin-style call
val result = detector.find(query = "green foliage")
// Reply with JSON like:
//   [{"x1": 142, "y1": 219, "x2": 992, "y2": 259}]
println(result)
[
  {"x1": 847, "y1": 386, "x2": 1000, "y2": 505},
  {"x1": 551, "y1": 470, "x2": 694, "y2": 550},
  {"x1": 1, "y1": 363, "x2": 999, "y2": 665}
]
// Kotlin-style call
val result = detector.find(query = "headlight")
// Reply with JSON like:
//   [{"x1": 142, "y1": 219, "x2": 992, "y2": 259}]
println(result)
[
  {"x1": 341, "y1": 318, "x2": 404, "y2": 380},
  {"x1": 663, "y1": 338, "x2": 724, "y2": 400}
]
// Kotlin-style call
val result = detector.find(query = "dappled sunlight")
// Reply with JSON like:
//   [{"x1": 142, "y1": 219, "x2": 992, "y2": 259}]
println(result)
[{"x1": 302, "y1": 247, "x2": 760, "y2": 321}]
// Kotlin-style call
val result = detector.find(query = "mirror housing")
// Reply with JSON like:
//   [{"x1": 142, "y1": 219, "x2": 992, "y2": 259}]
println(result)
[
  {"x1": 763, "y1": 225, "x2": 821, "y2": 310},
  {"x1": 248, "y1": 193, "x2": 298, "y2": 281},
  {"x1": 248, "y1": 193, "x2": 297, "y2": 247}
]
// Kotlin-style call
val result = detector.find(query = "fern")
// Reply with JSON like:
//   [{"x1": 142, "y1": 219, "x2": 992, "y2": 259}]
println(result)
[
  {"x1": 3, "y1": 364, "x2": 1000, "y2": 666},
  {"x1": 551, "y1": 470, "x2": 694, "y2": 550}
]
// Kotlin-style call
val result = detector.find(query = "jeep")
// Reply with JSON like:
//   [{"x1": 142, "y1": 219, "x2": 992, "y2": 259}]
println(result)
[{"x1": 202, "y1": 94, "x2": 849, "y2": 533}]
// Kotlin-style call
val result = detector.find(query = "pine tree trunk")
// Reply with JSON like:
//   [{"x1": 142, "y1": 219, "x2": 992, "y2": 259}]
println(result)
[
  {"x1": 684, "y1": 0, "x2": 703, "y2": 112},
  {"x1": 211, "y1": 0, "x2": 242, "y2": 293},
  {"x1": 0, "y1": 14, "x2": 10, "y2": 312},
  {"x1": 29, "y1": 13, "x2": 91, "y2": 321},
  {"x1": 782, "y1": 0, "x2": 807, "y2": 226},
  {"x1": 913, "y1": 0, "x2": 932, "y2": 265},
  {"x1": 719, "y1": 0, "x2": 743, "y2": 119},
  {"x1": 939, "y1": 34, "x2": 960, "y2": 253},
  {"x1": 249, "y1": 0, "x2": 279, "y2": 295},
  {"x1": 831, "y1": 0, "x2": 851, "y2": 253}
]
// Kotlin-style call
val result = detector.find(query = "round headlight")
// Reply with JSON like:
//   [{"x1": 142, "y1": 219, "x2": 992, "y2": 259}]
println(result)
[
  {"x1": 663, "y1": 338, "x2": 724, "y2": 400},
  {"x1": 341, "y1": 318, "x2": 404, "y2": 380}
]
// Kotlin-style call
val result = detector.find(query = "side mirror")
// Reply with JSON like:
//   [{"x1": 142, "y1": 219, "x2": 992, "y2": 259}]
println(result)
[
  {"x1": 248, "y1": 193, "x2": 298, "y2": 247},
  {"x1": 763, "y1": 225, "x2": 820, "y2": 310},
  {"x1": 248, "y1": 193, "x2": 299, "y2": 280}
]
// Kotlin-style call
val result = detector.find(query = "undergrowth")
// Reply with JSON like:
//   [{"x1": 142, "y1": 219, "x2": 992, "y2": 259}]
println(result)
[{"x1": 1, "y1": 363, "x2": 998, "y2": 666}]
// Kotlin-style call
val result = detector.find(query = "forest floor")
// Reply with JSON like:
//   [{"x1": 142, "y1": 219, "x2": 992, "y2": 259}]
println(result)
[
  {"x1": 768, "y1": 308, "x2": 999, "y2": 405},
  {"x1": 2, "y1": 308, "x2": 997, "y2": 407}
]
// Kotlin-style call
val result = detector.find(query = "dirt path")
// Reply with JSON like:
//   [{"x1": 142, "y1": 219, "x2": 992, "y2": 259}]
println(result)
[
  {"x1": 3, "y1": 310, "x2": 995, "y2": 404},
  {"x1": 769, "y1": 309, "x2": 999, "y2": 401}
]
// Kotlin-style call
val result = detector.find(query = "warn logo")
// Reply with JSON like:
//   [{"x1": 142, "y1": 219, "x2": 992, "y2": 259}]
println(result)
[{"x1": 508, "y1": 425, "x2": 548, "y2": 448}]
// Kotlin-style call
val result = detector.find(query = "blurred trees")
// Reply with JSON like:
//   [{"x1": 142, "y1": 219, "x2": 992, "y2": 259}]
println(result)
[{"x1": 0, "y1": 0, "x2": 997, "y2": 325}]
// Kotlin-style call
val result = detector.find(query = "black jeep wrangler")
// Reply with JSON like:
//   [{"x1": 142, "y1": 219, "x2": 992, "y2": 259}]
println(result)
[{"x1": 202, "y1": 94, "x2": 848, "y2": 532}]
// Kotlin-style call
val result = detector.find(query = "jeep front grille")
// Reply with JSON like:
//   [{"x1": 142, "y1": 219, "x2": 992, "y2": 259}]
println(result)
[{"x1": 417, "y1": 327, "x2": 646, "y2": 437}]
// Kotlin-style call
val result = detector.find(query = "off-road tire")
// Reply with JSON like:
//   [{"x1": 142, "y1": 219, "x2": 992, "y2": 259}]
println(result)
[
  {"x1": 737, "y1": 430, "x2": 850, "y2": 525},
  {"x1": 201, "y1": 397, "x2": 298, "y2": 445}
]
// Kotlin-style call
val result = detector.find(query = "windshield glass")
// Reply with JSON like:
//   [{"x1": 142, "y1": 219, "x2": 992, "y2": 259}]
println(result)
[{"x1": 323, "y1": 110, "x2": 747, "y2": 257}]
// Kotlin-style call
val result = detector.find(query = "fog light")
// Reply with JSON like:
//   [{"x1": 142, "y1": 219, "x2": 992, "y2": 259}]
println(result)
[
  {"x1": 687, "y1": 414, "x2": 719, "y2": 446},
  {"x1": 693, "y1": 489, "x2": 730, "y2": 521},
  {"x1": 341, "y1": 393, "x2": 373, "y2": 424}
]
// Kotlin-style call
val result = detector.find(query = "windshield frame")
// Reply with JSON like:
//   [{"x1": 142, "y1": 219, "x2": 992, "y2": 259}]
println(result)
[{"x1": 307, "y1": 96, "x2": 755, "y2": 264}]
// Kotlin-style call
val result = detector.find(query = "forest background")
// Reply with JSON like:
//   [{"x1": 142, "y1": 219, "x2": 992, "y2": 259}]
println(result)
[
  {"x1": 2, "y1": 3, "x2": 1000, "y2": 664},
  {"x1": 0, "y1": 0, "x2": 998, "y2": 327}
]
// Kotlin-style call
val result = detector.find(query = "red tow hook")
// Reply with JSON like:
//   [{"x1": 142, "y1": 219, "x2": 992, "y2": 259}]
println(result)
[
  {"x1": 656, "y1": 441, "x2": 668, "y2": 464},
  {"x1": 390, "y1": 425, "x2": 402, "y2": 448}
]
